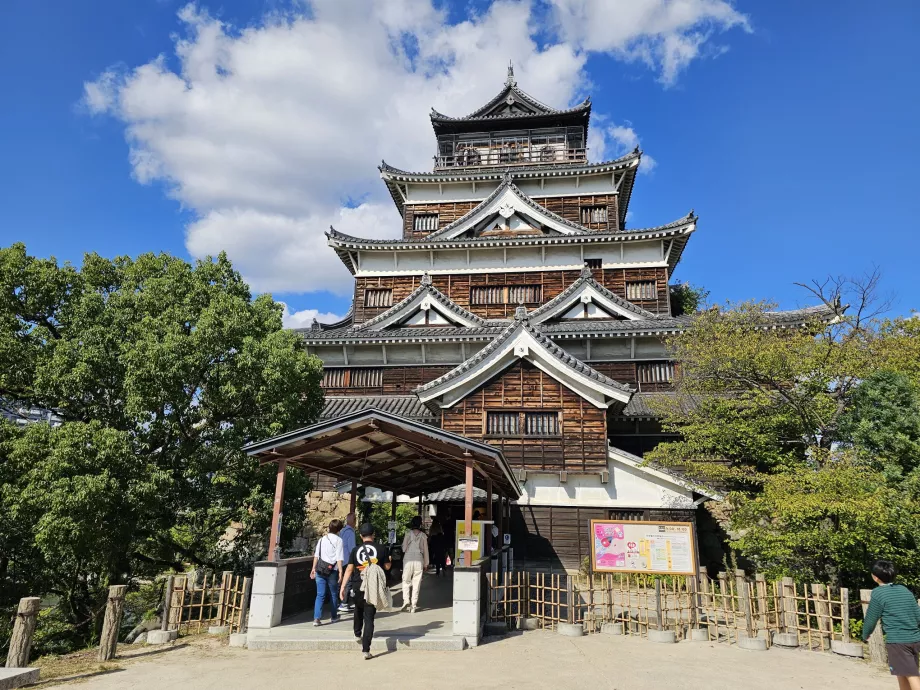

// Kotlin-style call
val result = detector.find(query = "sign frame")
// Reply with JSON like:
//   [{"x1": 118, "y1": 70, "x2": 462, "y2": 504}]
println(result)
[{"x1": 589, "y1": 519, "x2": 697, "y2": 576}]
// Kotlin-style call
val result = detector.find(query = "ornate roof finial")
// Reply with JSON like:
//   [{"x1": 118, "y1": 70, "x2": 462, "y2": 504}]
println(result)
[
  {"x1": 581, "y1": 263, "x2": 593, "y2": 279},
  {"x1": 311, "y1": 318, "x2": 321, "y2": 331},
  {"x1": 689, "y1": 208, "x2": 695, "y2": 218},
  {"x1": 501, "y1": 171, "x2": 513, "y2": 185},
  {"x1": 514, "y1": 302, "x2": 528, "y2": 321},
  {"x1": 506, "y1": 61, "x2": 516, "y2": 87},
  {"x1": 421, "y1": 272, "x2": 432, "y2": 287}
]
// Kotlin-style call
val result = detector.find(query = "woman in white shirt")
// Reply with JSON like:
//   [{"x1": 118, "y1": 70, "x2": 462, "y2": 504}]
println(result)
[{"x1": 311, "y1": 519, "x2": 344, "y2": 625}]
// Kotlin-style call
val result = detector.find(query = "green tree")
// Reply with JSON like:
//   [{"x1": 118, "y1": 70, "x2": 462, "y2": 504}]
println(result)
[
  {"x1": 670, "y1": 282, "x2": 710, "y2": 316},
  {"x1": 0, "y1": 243, "x2": 323, "y2": 651}
]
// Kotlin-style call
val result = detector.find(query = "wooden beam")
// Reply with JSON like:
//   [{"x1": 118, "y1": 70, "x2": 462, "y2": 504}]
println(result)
[
  {"x1": 464, "y1": 458, "x2": 474, "y2": 566},
  {"x1": 268, "y1": 424, "x2": 379, "y2": 459},
  {"x1": 269, "y1": 458, "x2": 287, "y2": 562}
]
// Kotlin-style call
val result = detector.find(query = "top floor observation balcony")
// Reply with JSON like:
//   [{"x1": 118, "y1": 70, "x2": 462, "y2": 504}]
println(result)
[{"x1": 434, "y1": 127, "x2": 587, "y2": 170}]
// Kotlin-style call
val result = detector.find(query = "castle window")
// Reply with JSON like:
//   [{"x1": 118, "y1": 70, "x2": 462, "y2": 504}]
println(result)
[
  {"x1": 322, "y1": 368, "x2": 383, "y2": 388},
  {"x1": 584, "y1": 258, "x2": 602, "y2": 270},
  {"x1": 470, "y1": 285, "x2": 542, "y2": 305},
  {"x1": 581, "y1": 206, "x2": 608, "y2": 224},
  {"x1": 486, "y1": 411, "x2": 560, "y2": 437},
  {"x1": 609, "y1": 510, "x2": 645, "y2": 521},
  {"x1": 637, "y1": 362, "x2": 675, "y2": 384},
  {"x1": 626, "y1": 281, "x2": 657, "y2": 301},
  {"x1": 413, "y1": 213, "x2": 439, "y2": 233},
  {"x1": 364, "y1": 288, "x2": 393, "y2": 308}
]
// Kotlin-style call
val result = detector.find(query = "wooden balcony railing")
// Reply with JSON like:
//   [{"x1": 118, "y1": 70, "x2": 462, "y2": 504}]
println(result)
[{"x1": 435, "y1": 147, "x2": 588, "y2": 169}]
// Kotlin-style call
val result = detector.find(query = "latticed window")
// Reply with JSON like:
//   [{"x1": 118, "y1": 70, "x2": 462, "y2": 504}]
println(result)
[
  {"x1": 584, "y1": 258, "x2": 602, "y2": 269},
  {"x1": 626, "y1": 281, "x2": 657, "y2": 301},
  {"x1": 637, "y1": 362, "x2": 675, "y2": 384},
  {"x1": 581, "y1": 206, "x2": 608, "y2": 224},
  {"x1": 364, "y1": 288, "x2": 393, "y2": 308},
  {"x1": 321, "y1": 368, "x2": 383, "y2": 388},
  {"x1": 486, "y1": 411, "x2": 560, "y2": 436},
  {"x1": 609, "y1": 510, "x2": 645, "y2": 521},
  {"x1": 471, "y1": 285, "x2": 542, "y2": 305},
  {"x1": 322, "y1": 369, "x2": 347, "y2": 387},
  {"x1": 413, "y1": 213, "x2": 439, "y2": 233}
]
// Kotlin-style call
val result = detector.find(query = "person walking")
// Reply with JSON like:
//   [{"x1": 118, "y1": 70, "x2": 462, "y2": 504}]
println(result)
[
  {"x1": 338, "y1": 513, "x2": 357, "y2": 615},
  {"x1": 428, "y1": 519, "x2": 448, "y2": 577},
  {"x1": 400, "y1": 515, "x2": 429, "y2": 612},
  {"x1": 863, "y1": 560, "x2": 920, "y2": 689},
  {"x1": 340, "y1": 523, "x2": 392, "y2": 660},
  {"x1": 310, "y1": 519, "x2": 344, "y2": 626}
]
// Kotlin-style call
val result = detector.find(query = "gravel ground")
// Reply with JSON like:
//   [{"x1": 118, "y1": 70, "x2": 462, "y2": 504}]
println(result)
[{"x1": 39, "y1": 631, "x2": 890, "y2": 690}]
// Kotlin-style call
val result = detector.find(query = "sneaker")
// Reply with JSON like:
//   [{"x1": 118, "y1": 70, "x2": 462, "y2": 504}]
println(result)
[
  {"x1": 313, "y1": 619, "x2": 321, "y2": 627},
  {"x1": 409, "y1": 606, "x2": 417, "y2": 614},
  {"x1": 363, "y1": 652, "x2": 373, "y2": 660},
  {"x1": 330, "y1": 617, "x2": 341, "y2": 624},
  {"x1": 338, "y1": 604, "x2": 350, "y2": 612},
  {"x1": 354, "y1": 635, "x2": 362, "y2": 643}
]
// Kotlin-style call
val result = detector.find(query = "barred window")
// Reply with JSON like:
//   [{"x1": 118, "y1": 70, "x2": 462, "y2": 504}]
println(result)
[
  {"x1": 471, "y1": 285, "x2": 542, "y2": 305},
  {"x1": 637, "y1": 362, "x2": 675, "y2": 384},
  {"x1": 626, "y1": 281, "x2": 657, "y2": 301},
  {"x1": 609, "y1": 510, "x2": 645, "y2": 522},
  {"x1": 486, "y1": 411, "x2": 560, "y2": 436},
  {"x1": 321, "y1": 368, "x2": 383, "y2": 388},
  {"x1": 584, "y1": 258, "x2": 602, "y2": 269},
  {"x1": 581, "y1": 206, "x2": 608, "y2": 224},
  {"x1": 364, "y1": 288, "x2": 393, "y2": 308},
  {"x1": 413, "y1": 213, "x2": 439, "y2": 233}
]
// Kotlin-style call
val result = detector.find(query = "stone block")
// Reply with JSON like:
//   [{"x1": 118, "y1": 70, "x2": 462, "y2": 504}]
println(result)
[
  {"x1": 601, "y1": 622, "x2": 624, "y2": 636},
  {"x1": 251, "y1": 563, "x2": 286, "y2": 596},
  {"x1": 648, "y1": 630, "x2": 677, "y2": 644},
  {"x1": 519, "y1": 617, "x2": 539, "y2": 631},
  {"x1": 772, "y1": 632, "x2": 799, "y2": 648},
  {"x1": 0, "y1": 668, "x2": 40, "y2": 690},
  {"x1": 452, "y1": 600, "x2": 480, "y2": 637},
  {"x1": 737, "y1": 634, "x2": 768, "y2": 651},
  {"x1": 132, "y1": 632, "x2": 148, "y2": 644},
  {"x1": 309, "y1": 491, "x2": 323, "y2": 501},
  {"x1": 208, "y1": 625, "x2": 230, "y2": 635},
  {"x1": 557, "y1": 623, "x2": 584, "y2": 637},
  {"x1": 689, "y1": 628, "x2": 709, "y2": 641},
  {"x1": 228, "y1": 633, "x2": 248, "y2": 648},
  {"x1": 247, "y1": 592, "x2": 284, "y2": 630},
  {"x1": 146, "y1": 629, "x2": 178, "y2": 644},
  {"x1": 321, "y1": 491, "x2": 338, "y2": 502},
  {"x1": 452, "y1": 569, "x2": 481, "y2": 602},
  {"x1": 831, "y1": 640, "x2": 864, "y2": 658}
]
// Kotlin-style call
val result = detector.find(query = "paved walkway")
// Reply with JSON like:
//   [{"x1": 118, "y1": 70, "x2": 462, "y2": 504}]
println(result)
[{"x1": 40, "y1": 630, "x2": 892, "y2": 690}]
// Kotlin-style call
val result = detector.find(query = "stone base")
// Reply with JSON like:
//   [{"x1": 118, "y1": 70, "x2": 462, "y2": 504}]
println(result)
[
  {"x1": 772, "y1": 632, "x2": 799, "y2": 648},
  {"x1": 648, "y1": 630, "x2": 677, "y2": 644},
  {"x1": 229, "y1": 633, "x2": 248, "y2": 647},
  {"x1": 146, "y1": 629, "x2": 178, "y2": 644},
  {"x1": 831, "y1": 640, "x2": 864, "y2": 658},
  {"x1": 208, "y1": 625, "x2": 230, "y2": 635},
  {"x1": 519, "y1": 617, "x2": 539, "y2": 631},
  {"x1": 688, "y1": 628, "x2": 709, "y2": 642},
  {"x1": 131, "y1": 632, "x2": 148, "y2": 645},
  {"x1": 0, "y1": 668, "x2": 40, "y2": 690},
  {"x1": 738, "y1": 634, "x2": 768, "y2": 651},
  {"x1": 557, "y1": 623, "x2": 584, "y2": 637},
  {"x1": 602, "y1": 622, "x2": 624, "y2": 636}
]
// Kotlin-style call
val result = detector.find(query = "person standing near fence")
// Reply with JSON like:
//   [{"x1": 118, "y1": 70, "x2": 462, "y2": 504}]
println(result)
[
  {"x1": 310, "y1": 519, "x2": 344, "y2": 626},
  {"x1": 338, "y1": 513, "x2": 357, "y2": 615},
  {"x1": 340, "y1": 523, "x2": 392, "y2": 660},
  {"x1": 863, "y1": 560, "x2": 920, "y2": 689},
  {"x1": 400, "y1": 515, "x2": 429, "y2": 612}
]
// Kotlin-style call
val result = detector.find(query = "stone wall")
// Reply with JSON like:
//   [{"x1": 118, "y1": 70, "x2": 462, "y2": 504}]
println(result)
[{"x1": 296, "y1": 490, "x2": 351, "y2": 550}]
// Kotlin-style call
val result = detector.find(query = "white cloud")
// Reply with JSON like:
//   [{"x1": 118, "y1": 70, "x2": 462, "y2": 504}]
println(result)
[
  {"x1": 280, "y1": 303, "x2": 345, "y2": 329},
  {"x1": 84, "y1": 0, "x2": 748, "y2": 296},
  {"x1": 548, "y1": 0, "x2": 750, "y2": 85},
  {"x1": 589, "y1": 119, "x2": 657, "y2": 173}
]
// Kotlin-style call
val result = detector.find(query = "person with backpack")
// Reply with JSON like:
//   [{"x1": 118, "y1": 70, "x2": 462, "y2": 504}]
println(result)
[
  {"x1": 340, "y1": 523, "x2": 392, "y2": 660},
  {"x1": 400, "y1": 515, "x2": 429, "y2": 612},
  {"x1": 863, "y1": 560, "x2": 920, "y2": 688},
  {"x1": 310, "y1": 519, "x2": 344, "y2": 626}
]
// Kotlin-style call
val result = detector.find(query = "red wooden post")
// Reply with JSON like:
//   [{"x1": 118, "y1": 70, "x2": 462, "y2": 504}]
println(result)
[
  {"x1": 268, "y1": 458, "x2": 287, "y2": 562},
  {"x1": 485, "y1": 477, "x2": 493, "y2": 555},
  {"x1": 349, "y1": 481, "x2": 357, "y2": 514},
  {"x1": 464, "y1": 457, "x2": 474, "y2": 566}
]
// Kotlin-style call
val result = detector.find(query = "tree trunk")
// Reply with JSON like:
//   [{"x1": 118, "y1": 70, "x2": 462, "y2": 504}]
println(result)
[
  {"x1": 97, "y1": 585, "x2": 127, "y2": 662},
  {"x1": 6, "y1": 597, "x2": 41, "y2": 668}
]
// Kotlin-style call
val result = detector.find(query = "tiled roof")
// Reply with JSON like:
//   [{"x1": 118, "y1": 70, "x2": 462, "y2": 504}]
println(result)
[
  {"x1": 424, "y1": 485, "x2": 496, "y2": 502},
  {"x1": 618, "y1": 392, "x2": 700, "y2": 418},
  {"x1": 540, "y1": 317, "x2": 692, "y2": 336},
  {"x1": 528, "y1": 265, "x2": 659, "y2": 322},
  {"x1": 299, "y1": 324, "x2": 505, "y2": 344},
  {"x1": 321, "y1": 396, "x2": 439, "y2": 425}
]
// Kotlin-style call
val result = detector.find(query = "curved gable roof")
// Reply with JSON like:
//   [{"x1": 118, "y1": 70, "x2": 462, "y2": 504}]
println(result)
[{"x1": 528, "y1": 266, "x2": 659, "y2": 323}]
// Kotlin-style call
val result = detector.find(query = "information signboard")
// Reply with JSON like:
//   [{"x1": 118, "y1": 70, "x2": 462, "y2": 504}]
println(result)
[{"x1": 590, "y1": 520, "x2": 697, "y2": 575}]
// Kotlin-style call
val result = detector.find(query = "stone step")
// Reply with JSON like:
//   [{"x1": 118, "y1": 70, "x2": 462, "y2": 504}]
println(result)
[
  {"x1": 0, "y1": 668, "x2": 40, "y2": 690},
  {"x1": 246, "y1": 635, "x2": 467, "y2": 652}
]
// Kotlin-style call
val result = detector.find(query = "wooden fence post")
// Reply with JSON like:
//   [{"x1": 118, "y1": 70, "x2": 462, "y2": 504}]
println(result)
[
  {"x1": 737, "y1": 571, "x2": 754, "y2": 639},
  {"x1": 840, "y1": 588, "x2": 850, "y2": 643},
  {"x1": 688, "y1": 575, "x2": 698, "y2": 629},
  {"x1": 5, "y1": 597, "x2": 40, "y2": 668},
  {"x1": 216, "y1": 571, "x2": 232, "y2": 625},
  {"x1": 654, "y1": 579, "x2": 664, "y2": 631},
  {"x1": 782, "y1": 578, "x2": 797, "y2": 634},
  {"x1": 98, "y1": 585, "x2": 128, "y2": 662},
  {"x1": 565, "y1": 575, "x2": 575, "y2": 624},
  {"x1": 812, "y1": 584, "x2": 831, "y2": 650},
  {"x1": 861, "y1": 589, "x2": 887, "y2": 668},
  {"x1": 160, "y1": 575, "x2": 175, "y2": 632},
  {"x1": 238, "y1": 577, "x2": 253, "y2": 633},
  {"x1": 754, "y1": 574, "x2": 768, "y2": 633}
]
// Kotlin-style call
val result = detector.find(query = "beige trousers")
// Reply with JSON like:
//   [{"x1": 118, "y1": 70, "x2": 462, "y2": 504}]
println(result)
[{"x1": 402, "y1": 560, "x2": 424, "y2": 608}]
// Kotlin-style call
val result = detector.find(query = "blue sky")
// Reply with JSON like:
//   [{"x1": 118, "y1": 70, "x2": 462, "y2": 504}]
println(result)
[{"x1": 1, "y1": 0, "x2": 917, "y2": 323}]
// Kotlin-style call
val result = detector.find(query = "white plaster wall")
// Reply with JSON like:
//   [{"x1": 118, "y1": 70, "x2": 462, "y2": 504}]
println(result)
[{"x1": 622, "y1": 242, "x2": 662, "y2": 262}]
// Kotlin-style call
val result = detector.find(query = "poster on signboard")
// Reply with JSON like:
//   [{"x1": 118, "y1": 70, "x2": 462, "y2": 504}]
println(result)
[
  {"x1": 590, "y1": 520, "x2": 696, "y2": 575},
  {"x1": 455, "y1": 520, "x2": 486, "y2": 562}
]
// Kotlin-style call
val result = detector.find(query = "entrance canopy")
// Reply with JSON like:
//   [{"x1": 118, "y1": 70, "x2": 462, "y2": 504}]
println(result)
[{"x1": 245, "y1": 409, "x2": 522, "y2": 498}]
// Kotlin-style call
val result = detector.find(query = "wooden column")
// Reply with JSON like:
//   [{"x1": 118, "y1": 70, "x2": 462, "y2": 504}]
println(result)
[
  {"x1": 160, "y1": 575, "x2": 175, "y2": 631},
  {"x1": 390, "y1": 492, "x2": 398, "y2": 544},
  {"x1": 349, "y1": 481, "x2": 357, "y2": 514},
  {"x1": 98, "y1": 585, "x2": 127, "y2": 662},
  {"x1": 6, "y1": 597, "x2": 40, "y2": 668},
  {"x1": 485, "y1": 478, "x2": 493, "y2": 555},
  {"x1": 268, "y1": 458, "x2": 288, "y2": 562},
  {"x1": 464, "y1": 457, "x2": 474, "y2": 566}
]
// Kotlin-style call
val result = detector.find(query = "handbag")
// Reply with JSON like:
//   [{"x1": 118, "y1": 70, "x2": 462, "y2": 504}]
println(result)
[{"x1": 315, "y1": 536, "x2": 336, "y2": 577}]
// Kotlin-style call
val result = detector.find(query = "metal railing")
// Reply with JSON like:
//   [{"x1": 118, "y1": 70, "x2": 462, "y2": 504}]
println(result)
[{"x1": 435, "y1": 147, "x2": 587, "y2": 169}]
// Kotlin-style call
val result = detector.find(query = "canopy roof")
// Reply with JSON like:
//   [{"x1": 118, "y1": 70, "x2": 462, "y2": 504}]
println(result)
[{"x1": 245, "y1": 409, "x2": 522, "y2": 498}]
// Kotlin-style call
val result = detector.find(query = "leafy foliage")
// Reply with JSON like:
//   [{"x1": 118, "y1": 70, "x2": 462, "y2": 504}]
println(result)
[
  {"x1": 669, "y1": 282, "x2": 710, "y2": 316},
  {"x1": 0, "y1": 243, "x2": 323, "y2": 655}
]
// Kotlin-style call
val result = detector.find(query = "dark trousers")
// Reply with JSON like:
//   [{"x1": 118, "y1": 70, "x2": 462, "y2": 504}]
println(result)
[{"x1": 353, "y1": 590, "x2": 377, "y2": 653}]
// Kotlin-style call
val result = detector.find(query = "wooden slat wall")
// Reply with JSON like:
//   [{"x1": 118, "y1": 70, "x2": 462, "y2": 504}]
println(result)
[
  {"x1": 352, "y1": 267, "x2": 670, "y2": 323},
  {"x1": 440, "y1": 361, "x2": 608, "y2": 471},
  {"x1": 321, "y1": 365, "x2": 453, "y2": 395},
  {"x1": 402, "y1": 194, "x2": 621, "y2": 239},
  {"x1": 511, "y1": 505, "x2": 606, "y2": 569}
]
